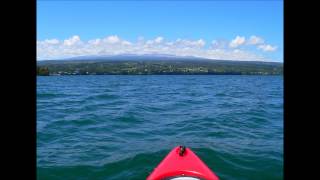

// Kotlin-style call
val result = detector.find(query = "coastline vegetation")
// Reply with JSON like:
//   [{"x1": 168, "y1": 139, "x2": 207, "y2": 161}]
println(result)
[
  {"x1": 37, "y1": 66, "x2": 50, "y2": 76},
  {"x1": 37, "y1": 60, "x2": 283, "y2": 76}
]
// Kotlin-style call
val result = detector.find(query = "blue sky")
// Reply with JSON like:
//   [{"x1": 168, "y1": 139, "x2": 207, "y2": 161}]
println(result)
[{"x1": 37, "y1": 0, "x2": 283, "y2": 61}]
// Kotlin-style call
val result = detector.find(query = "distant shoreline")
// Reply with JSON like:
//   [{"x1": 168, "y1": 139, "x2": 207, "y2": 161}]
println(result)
[
  {"x1": 37, "y1": 59, "x2": 283, "y2": 76},
  {"x1": 37, "y1": 74, "x2": 283, "y2": 76}
]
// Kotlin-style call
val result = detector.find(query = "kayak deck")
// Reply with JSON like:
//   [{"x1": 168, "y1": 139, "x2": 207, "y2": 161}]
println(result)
[{"x1": 147, "y1": 146, "x2": 219, "y2": 180}]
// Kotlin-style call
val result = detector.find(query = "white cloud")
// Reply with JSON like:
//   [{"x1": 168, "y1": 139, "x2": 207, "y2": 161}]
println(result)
[
  {"x1": 247, "y1": 35, "x2": 264, "y2": 45},
  {"x1": 229, "y1": 36, "x2": 246, "y2": 48},
  {"x1": 63, "y1": 35, "x2": 81, "y2": 46},
  {"x1": 103, "y1": 35, "x2": 120, "y2": 44},
  {"x1": 37, "y1": 35, "x2": 278, "y2": 61},
  {"x1": 197, "y1": 39, "x2": 206, "y2": 47},
  {"x1": 88, "y1": 38, "x2": 101, "y2": 45},
  {"x1": 154, "y1": 36, "x2": 164, "y2": 43},
  {"x1": 121, "y1": 40, "x2": 132, "y2": 46},
  {"x1": 211, "y1": 39, "x2": 228, "y2": 49},
  {"x1": 175, "y1": 38, "x2": 205, "y2": 48},
  {"x1": 44, "y1": 39, "x2": 60, "y2": 45},
  {"x1": 257, "y1": 44, "x2": 277, "y2": 52}
]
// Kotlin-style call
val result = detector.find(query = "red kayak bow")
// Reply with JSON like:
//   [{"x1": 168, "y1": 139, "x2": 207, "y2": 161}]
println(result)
[{"x1": 147, "y1": 146, "x2": 219, "y2": 180}]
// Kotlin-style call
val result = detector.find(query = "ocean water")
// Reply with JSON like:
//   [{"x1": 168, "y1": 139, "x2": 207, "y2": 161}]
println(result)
[{"x1": 37, "y1": 75, "x2": 283, "y2": 180}]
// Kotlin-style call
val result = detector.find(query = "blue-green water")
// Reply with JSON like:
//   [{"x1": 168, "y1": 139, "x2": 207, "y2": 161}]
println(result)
[{"x1": 37, "y1": 75, "x2": 283, "y2": 180}]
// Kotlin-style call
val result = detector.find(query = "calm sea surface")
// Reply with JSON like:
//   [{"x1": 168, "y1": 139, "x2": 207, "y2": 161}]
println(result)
[{"x1": 37, "y1": 75, "x2": 283, "y2": 180}]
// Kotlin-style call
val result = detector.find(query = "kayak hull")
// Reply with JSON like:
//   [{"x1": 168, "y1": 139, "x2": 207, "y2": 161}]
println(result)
[{"x1": 147, "y1": 146, "x2": 219, "y2": 180}]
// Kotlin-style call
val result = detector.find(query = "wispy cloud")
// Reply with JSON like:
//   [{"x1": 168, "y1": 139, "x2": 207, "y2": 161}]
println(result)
[
  {"x1": 247, "y1": 35, "x2": 264, "y2": 45},
  {"x1": 257, "y1": 44, "x2": 277, "y2": 52},
  {"x1": 37, "y1": 35, "x2": 279, "y2": 61}
]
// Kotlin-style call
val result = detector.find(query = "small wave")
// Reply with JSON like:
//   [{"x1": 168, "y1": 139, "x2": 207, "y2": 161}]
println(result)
[
  {"x1": 37, "y1": 93, "x2": 65, "y2": 98},
  {"x1": 215, "y1": 92, "x2": 227, "y2": 97},
  {"x1": 116, "y1": 114, "x2": 144, "y2": 124},
  {"x1": 37, "y1": 150, "x2": 168, "y2": 180},
  {"x1": 85, "y1": 93, "x2": 120, "y2": 101},
  {"x1": 44, "y1": 118, "x2": 97, "y2": 130}
]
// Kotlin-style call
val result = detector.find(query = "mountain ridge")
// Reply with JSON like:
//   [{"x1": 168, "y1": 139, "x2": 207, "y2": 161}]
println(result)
[{"x1": 37, "y1": 54, "x2": 282, "y2": 65}]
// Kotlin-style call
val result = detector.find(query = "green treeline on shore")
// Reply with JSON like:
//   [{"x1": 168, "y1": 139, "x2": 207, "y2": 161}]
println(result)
[
  {"x1": 37, "y1": 66, "x2": 50, "y2": 76},
  {"x1": 37, "y1": 60, "x2": 283, "y2": 76}
]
